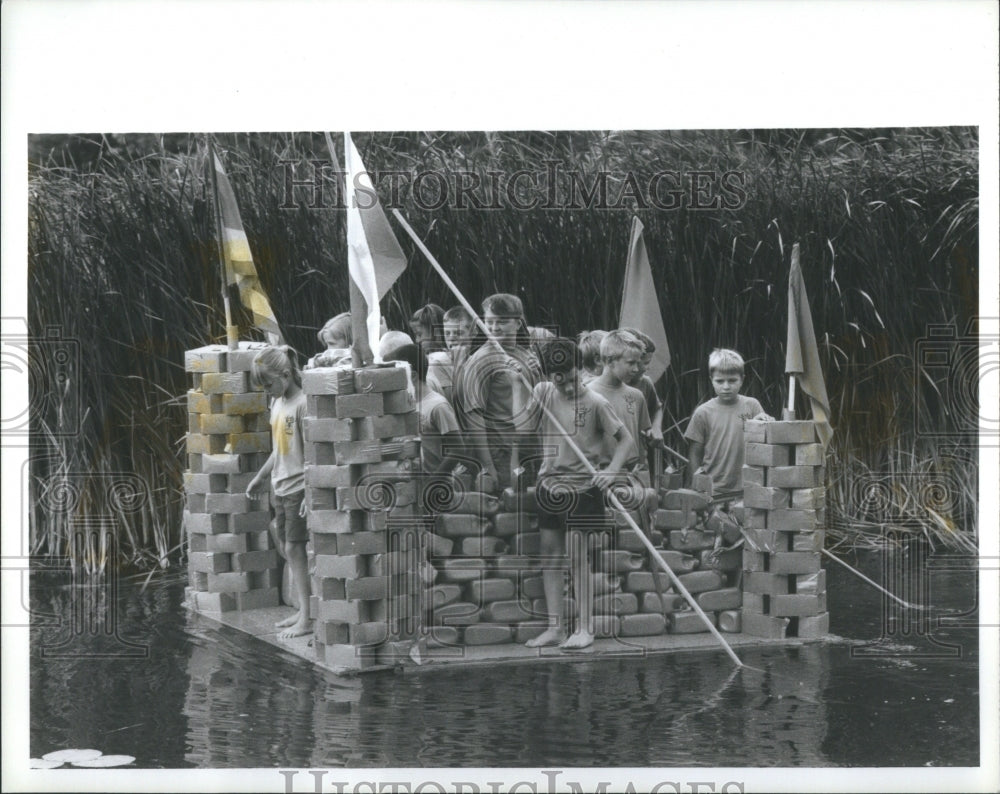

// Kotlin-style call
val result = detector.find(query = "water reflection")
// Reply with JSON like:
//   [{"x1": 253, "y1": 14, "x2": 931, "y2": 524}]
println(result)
[{"x1": 30, "y1": 551, "x2": 979, "y2": 768}]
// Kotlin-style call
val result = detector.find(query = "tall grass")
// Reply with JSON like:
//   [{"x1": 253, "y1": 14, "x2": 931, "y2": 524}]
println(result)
[{"x1": 27, "y1": 129, "x2": 979, "y2": 569}]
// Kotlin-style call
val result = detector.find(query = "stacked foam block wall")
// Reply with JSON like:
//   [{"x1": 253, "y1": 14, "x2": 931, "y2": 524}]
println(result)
[
  {"x1": 740, "y1": 420, "x2": 829, "y2": 639},
  {"x1": 301, "y1": 364, "x2": 422, "y2": 670},
  {"x1": 184, "y1": 343, "x2": 281, "y2": 612},
  {"x1": 651, "y1": 468, "x2": 745, "y2": 634}
]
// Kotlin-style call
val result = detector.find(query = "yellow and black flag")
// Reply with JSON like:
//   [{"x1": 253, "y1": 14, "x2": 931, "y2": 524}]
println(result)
[{"x1": 210, "y1": 144, "x2": 281, "y2": 344}]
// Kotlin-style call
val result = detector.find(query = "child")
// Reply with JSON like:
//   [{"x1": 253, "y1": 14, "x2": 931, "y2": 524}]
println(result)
[
  {"x1": 409, "y1": 304, "x2": 447, "y2": 353},
  {"x1": 620, "y1": 326, "x2": 665, "y2": 455},
  {"x1": 307, "y1": 312, "x2": 353, "y2": 369},
  {"x1": 684, "y1": 348, "x2": 773, "y2": 494},
  {"x1": 587, "y1": 330, "x2": 652, "y2": 476},
  {"x1": 384, "y1": 343, "x2": 465, "y2": 476},
  {"x1": 378, "y1": 329, "x2": 414, "y2": 360},
  {"x1": 246, "y1": 346, "x2": 312, "y2": 639},
  {"x1": 524, "y1": 337, "x2": 633, "y2": 651},
  {"x1": 308, "y1": 313, "x2": 390, "y2": 369},
  {"x1": 454, "y1": 293, "x2": 542, "y2": 493},
  {"x1": 576, "y1": 329, "x2": 607, "y2": 386}
]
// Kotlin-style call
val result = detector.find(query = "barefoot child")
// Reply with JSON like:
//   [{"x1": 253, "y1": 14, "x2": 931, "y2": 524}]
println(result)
[
  {"x1": 684, "y1": 348, "x2": 773, "y2": 494},
  {"x1": 524, "y1": 337, "x2": 633, "y2": 650},
  {"x1": 247, "y1": 346, "x2": 312, "y2": 639}
]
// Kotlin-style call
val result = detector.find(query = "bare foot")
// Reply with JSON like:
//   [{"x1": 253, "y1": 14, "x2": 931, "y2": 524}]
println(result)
[
  {"x1": 278, "y1": 617, "x2": 312, "y2": 639},
  {"x1": 525, "y1": 627, "x2": 566, "y2": 648},
  {"x1": 559, "y1": 630, "x2": 594, "y2": 650},
  {"x1": 275, "y1": 612, "x2": 299, "y2": 628}
]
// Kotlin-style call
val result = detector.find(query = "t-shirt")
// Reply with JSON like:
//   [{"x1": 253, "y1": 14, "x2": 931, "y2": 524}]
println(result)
[
  {"x1": 269, "y1": 390, "x2": 307, "y2": 496},
  {"x1": 529, "y1": 382, "x2": 625, "y2": 488},
  {"x1": 455, "y1": 343, "x2": 542, "y2": 444},
  {"x1": 683, "y1": 394, "x2": 764, "y2": 493},
  {"x1": 419, "y1": 389, "x2": 463, "y2": 473},
  {"x1": 637, "y1": 375, "x2": 662, "y2": 420},
  {"x1": 587, "y1": 380, "x2": 651, "y2": 470},
  {"x1": 426, "y1": 350, "x2": 455, "y2": 404}
]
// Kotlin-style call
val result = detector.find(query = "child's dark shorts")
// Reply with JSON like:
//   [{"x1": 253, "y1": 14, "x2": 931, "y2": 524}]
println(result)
[
  {"x1": 536, "y1": 475, "x2": 611, "y2": 534},
  {"x1": 272, "y1": 490, "x2": 307, "y2": 544}
]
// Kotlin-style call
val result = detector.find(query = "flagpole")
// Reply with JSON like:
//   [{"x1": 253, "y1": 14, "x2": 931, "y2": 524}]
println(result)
[
  {"x1": 785, "y1": 374, "x2": 797, "y2": 421},
  {"x1": 393, "y1": 209, "x2": 748, "y2": 670},
  {"x1": 207, "y1": 139, "x2": 239, "y2": 351}
]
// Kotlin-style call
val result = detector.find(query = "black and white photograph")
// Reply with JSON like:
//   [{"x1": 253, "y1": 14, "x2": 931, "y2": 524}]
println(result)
[{"x1": 3, "y1": 2, "x2": 998, "y2": 792}]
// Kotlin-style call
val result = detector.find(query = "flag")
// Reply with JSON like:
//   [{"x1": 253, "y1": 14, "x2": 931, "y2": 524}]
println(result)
[
  {"x1": 620, "y1": 216, "x2": 670, "y2": 382},
  {"x1": 343, "y1": 132, "x2": 408, "y2": 361},
  {"x1": 786, "y1": 243, "x2": 833, "y2": 447},
  {"x1": 211, "y1": 147, "x2": 281, "y2": 344}
]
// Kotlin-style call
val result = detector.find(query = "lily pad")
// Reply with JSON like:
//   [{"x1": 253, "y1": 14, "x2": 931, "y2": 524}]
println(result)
[
  {"x1": 42, "y1": 749, "x2": 102, "y2": 763},
  {"x1": 72, "y1": 755, "x2": 136, "y2": 768},
  {"x1": 29, "y1": 758, "x2": 64, "y2": 769}
]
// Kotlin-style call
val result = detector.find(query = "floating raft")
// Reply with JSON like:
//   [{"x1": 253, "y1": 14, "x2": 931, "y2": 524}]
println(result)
[{"x1": 186, "y1": 603, "x2": 832, "y2": 676}]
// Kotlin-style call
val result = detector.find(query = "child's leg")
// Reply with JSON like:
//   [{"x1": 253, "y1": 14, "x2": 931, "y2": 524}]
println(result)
[
  {"x1": 560, "y1": 529, "x2": 595, "y2": 650},
  {"x1": 525, "y1": 527, "x2": 567, "y2": 647},
  {"x1": 278, "y1": 540, "x2": 312, "y2": 638}
]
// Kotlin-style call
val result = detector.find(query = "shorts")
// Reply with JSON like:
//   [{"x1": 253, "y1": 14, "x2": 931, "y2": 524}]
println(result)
[
  {"x1": 272, "y1": 490, "x2": 307, "y2": 544},
  {"x1": 536, "y1": 475, "x2": 611, "y2": 534}
]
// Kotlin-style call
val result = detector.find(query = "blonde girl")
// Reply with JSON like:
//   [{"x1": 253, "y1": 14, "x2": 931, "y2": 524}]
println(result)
[{"x1": 246, "y1": 346, "x2": 312, "y2": 639}]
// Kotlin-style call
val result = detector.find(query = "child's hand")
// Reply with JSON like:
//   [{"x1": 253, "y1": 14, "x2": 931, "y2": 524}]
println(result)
[
  {"x1": 298, "y1": 499, "x2": 307, "y2": 518},
  {"x1": 246, "y1": 478, "x2": 265, "y2": 500},
  {"x1": 753, "y1": 412, "x2": 775, "y2": 422},
  {"x1": 592, "y1": 469, "x2": 619, "y2": 492}
]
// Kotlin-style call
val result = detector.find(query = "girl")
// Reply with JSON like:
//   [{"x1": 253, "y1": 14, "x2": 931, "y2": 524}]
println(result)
[
  {"x1": 453, "y1": 293, "x2": 542, "y2": 493},
  {"x1": 246, "y1": 346, "x2": 312, "y2": 639}
]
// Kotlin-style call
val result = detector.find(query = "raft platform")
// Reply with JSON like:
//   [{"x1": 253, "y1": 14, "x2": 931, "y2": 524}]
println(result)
[{"x1": 187, "y1": 603, "x2": 832, "y2": 676}]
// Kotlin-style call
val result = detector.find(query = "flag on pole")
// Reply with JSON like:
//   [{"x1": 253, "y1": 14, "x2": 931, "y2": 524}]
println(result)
[
  {"x1": 211, "y1": 149, "x2": 282, "y2": 344},
  {"x1": 620, "y1": 216, "x2": 670, "y2": 382},
  {"x1": 344, "y1": 132, "x2": 408, "y2": 361},
  {"x1": 786, "y1": 243, "x2": 833, "y2": 447}
]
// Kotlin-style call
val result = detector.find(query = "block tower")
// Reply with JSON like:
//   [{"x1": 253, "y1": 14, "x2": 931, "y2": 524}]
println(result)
[
  {"x1": 183, "y1": 343, "x2": 282, "y2": 613},
  {"x1": 301, "y1": 364, "x2": 423, "y2": 671},
  {"x1": 740, "y1": 419, "x2": 829, "y2": 639}
]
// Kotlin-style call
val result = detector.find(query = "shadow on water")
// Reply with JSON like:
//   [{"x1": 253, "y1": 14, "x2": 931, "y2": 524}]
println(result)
[{"x1": 29, "y1": 548, "x2": 980, "y2": 768}]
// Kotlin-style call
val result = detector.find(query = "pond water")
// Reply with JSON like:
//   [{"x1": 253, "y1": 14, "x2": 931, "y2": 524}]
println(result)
[{"x1": 27, "y1": 548, "x2": 981, "y2": 771}]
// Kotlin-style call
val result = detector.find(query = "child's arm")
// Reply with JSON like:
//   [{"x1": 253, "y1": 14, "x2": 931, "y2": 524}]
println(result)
[
  {"x1": 246, "y1": 450, "x2": 276, "y2": 499},
  {"x1": 593, "y1": 425, "x2": 634, "y2": 491},
  {"x1": 435, "y1": 430, "x2": 466, "y2": 475},
  {"x1": 686, "y1": 441, "x2": 705, "y2": 486}
]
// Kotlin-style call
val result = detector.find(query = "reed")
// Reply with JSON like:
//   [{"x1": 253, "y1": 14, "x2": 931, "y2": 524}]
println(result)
[{"x1": 27, "y1": 129, "x2": 979, "y2": 569}]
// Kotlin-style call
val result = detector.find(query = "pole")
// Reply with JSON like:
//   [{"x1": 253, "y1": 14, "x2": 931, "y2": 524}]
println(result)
[
  {"x1": 821, "y1": 548, "x2": 924, "y2": 610},
  {"x1": 393, "y1": 210, "x2": 748, "y2": 669},
  {"x1": 784, "y1": 374, "x2": 796, "y2": 420},
  {"x1": 207, "y1": 139, "x2": 238, "y2": 351}
]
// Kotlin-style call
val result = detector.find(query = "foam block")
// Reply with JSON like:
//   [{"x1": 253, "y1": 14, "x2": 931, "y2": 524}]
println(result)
[
  {"x1": 696, "y1": 587, "x2": 742, "y2": 611},
  {"x1": 745, "y1": 443, "x2": 792, "y2": 468},
  {"x1": 741, "y1": 611, "x2": 789, "y2": 638},
  {"x1": 463, "y1": 623, "x2": 513, "y2": 645},
  {"x1": 767, "y1": 466, "x2": 817, "y2": 489},
  {"x1": 620, "y1": 612, "x2": 667, "y2": 637},
  {"x1": 765, "y1": 421, "x2": 816, "y2": 445},
  {"x1": 670, "y1": 611, "x2": 715, "y2": 633}
]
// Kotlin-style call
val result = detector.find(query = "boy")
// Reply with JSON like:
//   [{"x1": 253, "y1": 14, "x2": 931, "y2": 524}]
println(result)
[
  {"x1": 620, "y1": 327, "x2": 665, "y2": 455},
  {"x1": 684, "y1": 348, "x2": 772, "y2": 494},
  {"x1": 430, "y1": 305, "x2": 475, "y2": 404},
  {"x1": 587, "y1": 329, "x2": 652, "y2": 476},
  {"x1": 524, "y1": 337, "x2": 633, "y2": 651},
  {"x1": 384, "y1": 343, "x2": 464, "y2": 476},
  {"x1": 576, "y1": 329, "x2": 607, "y2": 386}
]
